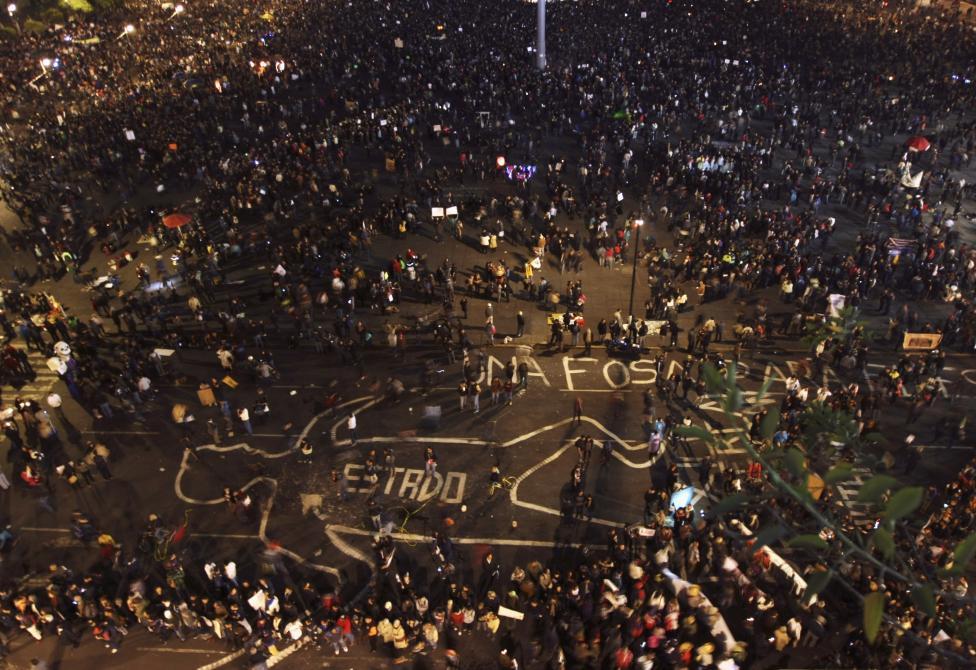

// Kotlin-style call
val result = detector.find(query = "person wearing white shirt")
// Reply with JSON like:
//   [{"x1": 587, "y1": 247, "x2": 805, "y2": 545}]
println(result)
[{"x1": 237, "y1": 407, "x2": 252, "y2": 435}]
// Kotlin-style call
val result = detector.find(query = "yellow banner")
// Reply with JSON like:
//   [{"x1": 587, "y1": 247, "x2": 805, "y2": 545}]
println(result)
[{"x1": 902, "y1": 332, "x2": 942, "y2": 351}]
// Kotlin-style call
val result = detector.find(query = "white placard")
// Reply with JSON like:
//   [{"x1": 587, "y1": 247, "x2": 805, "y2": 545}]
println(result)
[
  {"x1": 640, "y1": 11, "x2": 647, "y2": 18},
  {"x1": 273, "y1": 264, "x2": 287, "y2": 277},
  {"x1": 497, "y1": 605, "x2": 524, "y2": 621},
  {"x1": 124, "y1": 129, "x2": 136, "y2": 141},
  {"x1": 433, "y1": 124, "x2": 442, "y2": 132},
  {"x1": 616, "y1": 192, "x2": 624, "y2": 202},
  {"x1": 431, "y1": 207, "x2": 445, "y2": 218},
  {"x1": 445, "y1": 206, "x2": 458, "y2": 216}
]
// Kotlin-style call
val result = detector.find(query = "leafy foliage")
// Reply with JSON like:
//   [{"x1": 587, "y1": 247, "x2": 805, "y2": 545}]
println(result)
[
  {"x1": 910, "y1": 585, "x2": 936, "y2": 619},
  {"x1": 857, "y1": 474, "x2": 898, "y2": 504},
  {"x1": 863, "y1": 591, "x2": 886, "y2": 644},
  {"x1": 804, "y1": 569, "x2": 832, "y2": 603},
  {"x1": 824, "y1": 462, "x2": 854, "y2": 485},
  {"x1": 883, "y1": 486, "x2": 924, "y2": 522},
  {"x1": 871, "y1": 528, "x2": 895, "y2": 560},
  {"x1": 786, "y1": 534, "x2": 829, "y2": 551}
]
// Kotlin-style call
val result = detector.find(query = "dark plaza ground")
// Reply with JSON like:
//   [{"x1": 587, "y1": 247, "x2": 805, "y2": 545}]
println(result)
[{"x1": 3, "y1": 166, "x2": 976, "y2": 667}]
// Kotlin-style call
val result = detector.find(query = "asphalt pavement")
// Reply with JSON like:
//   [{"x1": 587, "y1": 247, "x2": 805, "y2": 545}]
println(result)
[{"x1": 2, "y1": 118, "x2": 976, "y2": 669}]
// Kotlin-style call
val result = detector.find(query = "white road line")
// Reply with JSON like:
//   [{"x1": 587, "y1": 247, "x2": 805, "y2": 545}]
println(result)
[
  {"x1": 332, "y1": 436, "x2": 491, "y2": 447},
  {"x1": 326, "y1": 524, "x2": 594, "y2": 549},
  {"x1": 21, "y1": 526, "x2": 70, "y2": 533},
  {"x1": 196, "y1": 648, "x2": 247, "y2": 670},
  {"x1": 137, "y1": 647, "x2": 223, "y2": 655}
]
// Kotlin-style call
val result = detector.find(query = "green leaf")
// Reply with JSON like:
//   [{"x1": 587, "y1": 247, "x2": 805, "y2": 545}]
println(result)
[
  {"x1": 674, "y1": 425, "x2": 714, "y2": 443},
  {"x1": 751, "y1": 523, "x2": 788, "y2": 552},
  {"x1": 784, "y1": 448, "x2": 806, "y2": 479},
  {"x1": 725, "y1": 361, "x2": 737, "y2": 388},
  {"x1": 958, "y1": 618, "x2": 976, "y2": 645},
  {"x1": 702, "y1": 363, "x2": 724, "y2": 394},
  {"x1": 883, "y1": 486, "x2": 924, "y2": 522},
  {"x1": 726, "y1": 387, "x2": 745, "y2": 412},
  {"x1": 856, "y1": 474, "x2": 897, "y2": 504},
  {"x1": 951, "y1": 533, "x2": 976, "y2": 573},
  {"x1": 824, "y1": 462, "x2": 854, "y2": 485},
  {"x1": 910, "y1": 584, "x2": 936, "y2": 618},
  {"x1": 863, "y1": 591, "x2": 885, "y2": 644},
  {"x1": 871, "y1": 528, "x2": 895, "y2": 560},
  {"x1": 786, "y1": 534, "x2": 829, "y2": 552},
  {"x1": 803, "y1": 569, "x2": 831, "y2": 603},
  {"x1": 760, "y1": 407, "x2": 781, "y2": 440},
  {"x1": 756, "y1": 377, "x2": 773, "y2": 404},
  {"x1": 710, "y1": 492, "x2": 750, "y2": 517}
]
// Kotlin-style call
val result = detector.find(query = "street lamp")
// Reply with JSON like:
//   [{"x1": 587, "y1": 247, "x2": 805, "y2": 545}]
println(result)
[
  {"x1": 168, "y1": 4, "x2": 184, "y2": 20},
  {"x1": 627, "y1": 218, "x2": 644, "y2": 320},
  {"x1": 117, "y1": 23, "x2": 135, "y2": 39},
  {"x1": 7, "y1": 3, "x2": 19, "y2": 34},
  {"x1": 536, "y1": 0, "x2": 546, "y2": 70}
]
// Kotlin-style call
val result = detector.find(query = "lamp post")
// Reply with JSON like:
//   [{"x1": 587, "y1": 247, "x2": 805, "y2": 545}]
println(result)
[
  {"x1": 7, "y1": 3, "x2": 19, "y2": 35},
  {"x1": 627, "y1": 218, "x2": 644, "y2": 319},
  {"x1": 536, "y1": 0, "x2": 546, "y2": 70},
  {"x1": 117, "y1": 23, "x2": 135, "y2": 40},
  {"x1": 167, "y1": 4, "x2": 184, "y2": 21}
]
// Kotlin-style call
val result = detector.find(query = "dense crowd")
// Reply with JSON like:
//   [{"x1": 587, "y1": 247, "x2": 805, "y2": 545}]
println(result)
[{"x1": 0, "y1": 0, "x2": 976, "y2": 666}]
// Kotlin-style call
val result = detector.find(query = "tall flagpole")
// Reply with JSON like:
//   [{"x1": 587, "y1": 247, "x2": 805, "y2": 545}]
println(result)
[{"x1": 536, "y1": 0, "x2": 546, "y2": 70}]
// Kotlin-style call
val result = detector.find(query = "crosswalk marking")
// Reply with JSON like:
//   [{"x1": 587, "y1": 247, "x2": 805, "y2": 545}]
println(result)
[
  {"x1": 1, "y1": 346, "x2": 61, "y2": 404},
  {"x1": 835, "y1": 466, "x2": 876, "y2": 527}
]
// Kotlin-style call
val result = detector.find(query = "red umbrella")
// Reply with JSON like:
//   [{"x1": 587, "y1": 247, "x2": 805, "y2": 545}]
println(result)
[
  {"x1": 162, "y1": 213, "x2": 192, "y2": 229},
  {"x1": 906, "y1": 136, "x2": 930, "y2": 152}
]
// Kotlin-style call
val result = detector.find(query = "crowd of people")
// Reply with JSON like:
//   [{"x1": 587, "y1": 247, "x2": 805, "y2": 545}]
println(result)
[{"x1": 0, "y1": 0, "x2": 975, "y2": 666}]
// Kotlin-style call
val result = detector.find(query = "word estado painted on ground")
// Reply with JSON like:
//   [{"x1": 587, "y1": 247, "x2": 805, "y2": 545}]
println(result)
[{"x1": 343, "y1": 463, "x2": 465, "y2": 503}]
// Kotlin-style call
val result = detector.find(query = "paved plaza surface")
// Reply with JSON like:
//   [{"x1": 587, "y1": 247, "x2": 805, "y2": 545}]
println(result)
[{"x1": 3, "y1": 196, "x2": 976, "y2": 668}]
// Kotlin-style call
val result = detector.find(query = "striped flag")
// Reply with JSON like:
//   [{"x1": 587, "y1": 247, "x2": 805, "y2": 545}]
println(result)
[{"x1": 886, "y1": 237, "x2": 916, "y2": 251}]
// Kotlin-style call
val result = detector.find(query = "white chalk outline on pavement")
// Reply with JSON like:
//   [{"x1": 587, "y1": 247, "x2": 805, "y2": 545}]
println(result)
[
  {"x1": 505, "y1": 416, "x2": 657, "y2": 527},
  {"x1": 176, "y1": 406, "x2": 648, "y2": 573},
  {"x1": 174, "y1": 396, "x2": 376, "y2": 580}
]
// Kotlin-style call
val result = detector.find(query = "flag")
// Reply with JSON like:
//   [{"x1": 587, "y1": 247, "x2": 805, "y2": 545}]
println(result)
[
  {"x1": 900, "y1": 170, "x2": 924, "y2": 189},
  {"x1": 611, "y1": 109, "x2": 631, "y2": 122},
  {"x1": 886, "y1": 237, "x2": 916, "y2": 257}
]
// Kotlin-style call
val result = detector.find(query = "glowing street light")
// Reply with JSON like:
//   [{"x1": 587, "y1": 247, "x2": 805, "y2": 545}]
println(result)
[
  {"x1": 7, "y1": 3, "x2": 20, "y2": 35},
  {"x1": 168, "y1": 4, "x2": 184, "y2": 20},
  {"x1": 40, "y1": 58, "x2": 52, "y2": 70}
]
